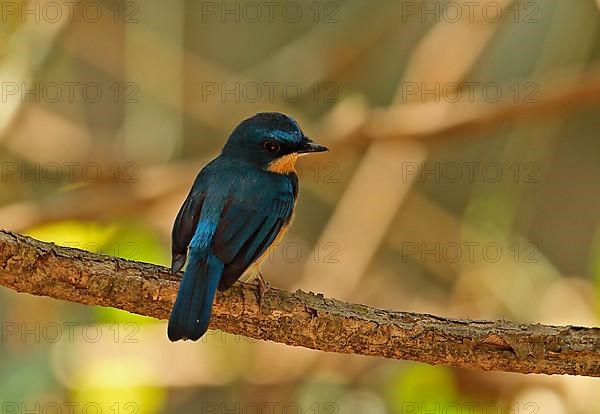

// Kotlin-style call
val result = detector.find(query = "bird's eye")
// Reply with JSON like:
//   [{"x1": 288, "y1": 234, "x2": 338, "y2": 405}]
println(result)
[{"x1": 263, "y1": 141, "x2": 280, "y2": 153}]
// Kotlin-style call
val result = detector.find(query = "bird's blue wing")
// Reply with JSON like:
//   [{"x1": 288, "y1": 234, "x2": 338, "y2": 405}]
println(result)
[
  {"x1": 171, "y1": 173, "x2": 209, "y2": 274},
  {"x1": 213, "y1": 178, "x2": 296, "y2": 290}
]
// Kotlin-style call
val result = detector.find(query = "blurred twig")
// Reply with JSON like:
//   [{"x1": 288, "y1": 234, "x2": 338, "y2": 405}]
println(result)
[
  {"x1": 1, "y1": 230, "x2": 598, "y2": 377},
  {"x1": 335, "y1": 68, "x2": 600, "y2": 150}
]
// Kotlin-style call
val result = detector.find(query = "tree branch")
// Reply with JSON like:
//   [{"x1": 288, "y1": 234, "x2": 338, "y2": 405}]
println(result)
[{"x1": 0, "y1": 230, "x2": 598, "y2": 377}]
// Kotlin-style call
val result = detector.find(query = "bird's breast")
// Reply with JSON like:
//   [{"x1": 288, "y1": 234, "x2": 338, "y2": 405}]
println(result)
[{"x1": 266, "y1": 153, "x2": 306, "y2": 174}]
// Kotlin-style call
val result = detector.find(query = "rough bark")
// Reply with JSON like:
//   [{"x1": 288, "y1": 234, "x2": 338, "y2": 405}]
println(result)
[{"x1": 0, "y1": 230, "x2": 598, "y2": 376}]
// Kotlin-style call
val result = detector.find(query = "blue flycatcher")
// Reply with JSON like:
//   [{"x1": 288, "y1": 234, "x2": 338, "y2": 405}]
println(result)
[{"x1": 168, "y1": 112, "x2": 328, "y2": 341}]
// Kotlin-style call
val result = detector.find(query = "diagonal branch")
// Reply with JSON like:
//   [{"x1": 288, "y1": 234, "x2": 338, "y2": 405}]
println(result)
[{"x1": 0, "y1": 230, "x2": 598, "y2": 377}]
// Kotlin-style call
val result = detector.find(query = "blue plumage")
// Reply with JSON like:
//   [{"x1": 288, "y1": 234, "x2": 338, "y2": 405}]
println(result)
[{"x1": 168, "y1": 112, "x2": 328, "y2": 341}]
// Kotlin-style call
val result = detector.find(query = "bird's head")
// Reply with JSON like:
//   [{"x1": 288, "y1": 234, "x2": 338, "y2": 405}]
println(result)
[{"x1": 222, "y1": 112, "x2": 328, "y2": 174}]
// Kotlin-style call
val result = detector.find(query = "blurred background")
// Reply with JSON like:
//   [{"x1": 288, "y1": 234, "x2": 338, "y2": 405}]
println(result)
[{"x1": 1, "y1": 0, "x2": 600, "y2": 412}]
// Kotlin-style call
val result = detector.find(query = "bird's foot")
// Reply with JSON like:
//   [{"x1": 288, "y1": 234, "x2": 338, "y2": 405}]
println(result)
[{"x1": 255, "y1": 272, "x2": 270, "y2": 307}]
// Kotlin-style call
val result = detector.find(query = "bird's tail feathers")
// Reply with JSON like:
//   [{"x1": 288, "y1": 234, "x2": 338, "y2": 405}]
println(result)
[{"x1": 167, "y1": 253, "x2": 223, "y2": 341}]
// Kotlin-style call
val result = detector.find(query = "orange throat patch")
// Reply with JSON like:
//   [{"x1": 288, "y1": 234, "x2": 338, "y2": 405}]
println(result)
[{"x1": 267, "y1": 153, "x2": 305, "y2": 174}]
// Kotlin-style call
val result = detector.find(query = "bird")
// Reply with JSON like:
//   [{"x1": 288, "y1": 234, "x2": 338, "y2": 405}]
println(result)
[{"x1": 167, "y1": 112, "x2": 328, "y2": 341}]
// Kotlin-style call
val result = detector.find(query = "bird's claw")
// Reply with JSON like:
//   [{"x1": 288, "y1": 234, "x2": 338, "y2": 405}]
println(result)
[{"x1": 256, "y1": 272, "x2": 270, "y2": 307}]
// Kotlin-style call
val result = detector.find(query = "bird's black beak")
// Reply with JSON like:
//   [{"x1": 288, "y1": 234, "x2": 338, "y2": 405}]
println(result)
[{"x1": 297, "y1": 139, "x2": 329, "y2": 153}]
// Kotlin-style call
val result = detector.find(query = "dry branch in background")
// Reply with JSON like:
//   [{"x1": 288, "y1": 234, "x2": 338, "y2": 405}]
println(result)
[{"x1": 0, "y1": 230, "x2": 598, "y2": 377}]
